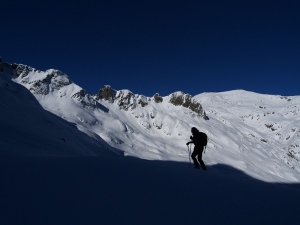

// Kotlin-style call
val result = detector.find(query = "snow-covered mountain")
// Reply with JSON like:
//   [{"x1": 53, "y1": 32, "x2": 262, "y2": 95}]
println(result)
[
  {"x1": 0, "y1": 69, "x2": 119, "y2": 157},
  {"x1": 1, "y1": 58, "x2": 300, "y2": 225},
  {"x1": 1, "y1": 59, "x2": 299, "y2": 183}
]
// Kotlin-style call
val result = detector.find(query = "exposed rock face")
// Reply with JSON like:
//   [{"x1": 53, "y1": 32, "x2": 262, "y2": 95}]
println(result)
[
  {"x1": 95, "y1": 87, "x2": 207, "y2": 119},
  {"x1": 29, "y1": 73, "x2": 71, "y2": 95},
  {"x1": 72, "y1": 89, "x2": 97, "y2": 109},
  {"x1": 95, "y1": 86, "x2": 149, "y2": 110},
  {"x1": 115, "y1": 90, "x2": 136, "y2": 110},
  {"x1": 115, "y1": 91, "x2": 148, "y2": 110},
  {"x1": 137, "y1": 95, "x2": 148, "y2": 107},
  {"x1": 2, "y1": 59, "x2": 207, "y2": 119},
  {"x1": 153, "y1": 93, "x2": 163, "y2": 103},
  {"x1": 94, "y1": 85, "x2": 116, "y2": 102},
  {"x1": 1, "y1": 60, "x2": 104, "y2": 111},
  {"x1": 13, "y1": 64, "x2": 40, "y2": 78},
  {"x1": 7, "y1": 64, "x2": 72, "y2": 95},
  {"x1": 169, "y1": 91, "x2": 207, "y2": 119}
]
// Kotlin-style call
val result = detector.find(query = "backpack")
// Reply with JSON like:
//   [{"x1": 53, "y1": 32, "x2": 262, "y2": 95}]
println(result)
[
  {"x1": 193, "y1": 131, "x2": 208, "y2": 147},
  {"x1": 198, "y1": 132, "x2": 208, "y2": 147}
]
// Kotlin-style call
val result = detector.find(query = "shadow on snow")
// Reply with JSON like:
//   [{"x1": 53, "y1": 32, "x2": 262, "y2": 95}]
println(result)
[{"x1": 0, "y1": 155, "x2": 299, "y2": 225}]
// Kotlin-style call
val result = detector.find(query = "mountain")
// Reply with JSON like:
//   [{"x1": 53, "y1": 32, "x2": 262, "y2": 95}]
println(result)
[
  {"x1": 0, "y1": 59, "x2": 300, "y2": 182},
  {"x1": 1, "y1": 58, "x2": 300, "y2": 225},
  {"x1": 0, "y1": 69, "x2": 119, "y2": 157}
]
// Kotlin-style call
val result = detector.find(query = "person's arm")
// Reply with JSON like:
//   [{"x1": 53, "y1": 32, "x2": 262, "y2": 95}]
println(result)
[{"x1": 186, "y1": 136, "x2": 194, "y2": 145}]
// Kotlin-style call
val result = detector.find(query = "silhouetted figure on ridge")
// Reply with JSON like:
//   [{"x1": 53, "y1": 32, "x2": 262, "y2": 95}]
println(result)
[{"x1": 186, "y1": 127, "x2": 207, "y2": 170}]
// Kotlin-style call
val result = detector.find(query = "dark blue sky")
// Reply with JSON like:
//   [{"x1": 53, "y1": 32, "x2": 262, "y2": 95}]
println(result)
[{"x1": 2, "y1": 0, "x2": 300, "y2": 97}]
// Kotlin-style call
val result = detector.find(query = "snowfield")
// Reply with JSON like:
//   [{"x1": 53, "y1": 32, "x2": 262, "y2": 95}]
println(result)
[{"x1": 1, "y1": 61, "x2": 300, "y2": 225}]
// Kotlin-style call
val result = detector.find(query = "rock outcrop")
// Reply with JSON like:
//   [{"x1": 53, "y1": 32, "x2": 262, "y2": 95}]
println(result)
[{"x1": 169, "y1": 92, "x2": 207, "y2": 119}]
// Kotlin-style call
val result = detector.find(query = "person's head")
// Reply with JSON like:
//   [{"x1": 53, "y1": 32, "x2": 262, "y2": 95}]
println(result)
[{"x1": 191, "y1": 127, "x2": 199, "y2": 134}]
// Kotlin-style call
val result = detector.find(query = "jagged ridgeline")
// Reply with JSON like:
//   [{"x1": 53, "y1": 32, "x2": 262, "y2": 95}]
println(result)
[
  {"x1": 1, "y1": 60, "x2": 207, "y2": 119},
  {"x1": 94, "y1": 85, "x2": 207, "y2": 119}
]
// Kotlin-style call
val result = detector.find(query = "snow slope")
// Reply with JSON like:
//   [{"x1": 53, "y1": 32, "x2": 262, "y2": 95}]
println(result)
[
  {"x1": 194, "y1": 90, "x2": 300, "y2": 182},
  {"x1": 1, "y1": 61, "x2": 300, "y2": 183},
  {"x1": 1, "y1": 61, "x2": 300, "y2": 225},
  {"x1": 1, "y1": 153, "x2": 300, "y2": 225},
  {"x1": 0, "y1": 74, "x2": 119, "y2": 157}
]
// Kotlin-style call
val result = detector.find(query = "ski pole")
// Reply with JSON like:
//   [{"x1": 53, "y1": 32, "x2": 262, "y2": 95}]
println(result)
[{"x1": 187, "y1": 144, "x2": 191, "y2": 166}]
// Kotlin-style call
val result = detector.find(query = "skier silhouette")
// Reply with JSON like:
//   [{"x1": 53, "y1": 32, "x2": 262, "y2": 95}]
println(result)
[{"x1": 186, "y1": 127, "x2": 207, "y2": 170}]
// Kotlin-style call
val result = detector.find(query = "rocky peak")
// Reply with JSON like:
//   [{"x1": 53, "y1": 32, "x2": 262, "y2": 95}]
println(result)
[
  {"x1": 115, "y1": 90, "x2": 136, "y2": 110},
  {"x1": 12, "y1": 64, "x2": 40, "y2": 78},
  {"x1": 95, "y1": 87, "x2": 207, "y2": 118},
  {"x1": 94, "y1": 86, "x2": 149, "y2": 110},
  {"x1": 94, "y1": 85, "x2": 116, "y2": 102},
  {"x1": 7, "y1": 64, "x2": 72, "y2": 95},
  {"x1": 72, "y1": 89, "x2": 97, "y2": 109},
  {"x1": 169, "y1": 91, "x2": 207, "y2": 119},
  {"x1": 153, "y1": 93, "x2": 163, "y2": 103}
]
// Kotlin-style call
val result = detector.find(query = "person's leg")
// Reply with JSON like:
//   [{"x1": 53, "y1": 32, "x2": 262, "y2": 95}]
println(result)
[
  {"x1": 191, "y1": 148, "x2": 200, "y2": 168},
  {"x1": 197, "y1": 147, "x2": 206, "y2": 170}
]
